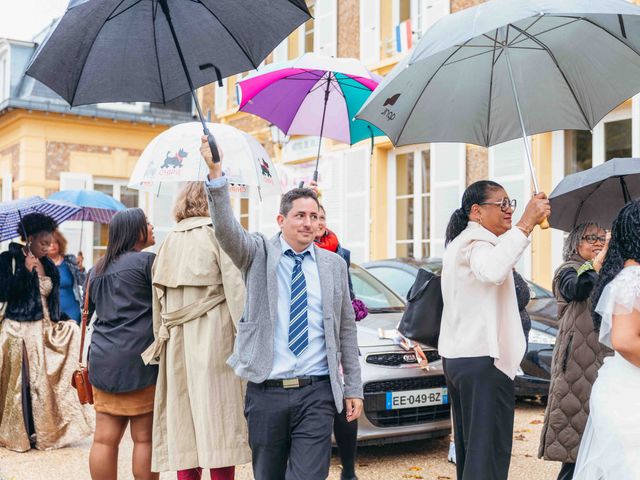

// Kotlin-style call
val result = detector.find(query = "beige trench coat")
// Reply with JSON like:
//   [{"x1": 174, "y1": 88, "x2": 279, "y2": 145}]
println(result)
[{"x1": 149, "y1": 217, "x2": 250, "y2": 472}]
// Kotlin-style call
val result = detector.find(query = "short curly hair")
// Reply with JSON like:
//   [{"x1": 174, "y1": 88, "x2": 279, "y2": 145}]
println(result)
[{"x1": 17, "y1": 212, "x2": 58, "y2": 241}]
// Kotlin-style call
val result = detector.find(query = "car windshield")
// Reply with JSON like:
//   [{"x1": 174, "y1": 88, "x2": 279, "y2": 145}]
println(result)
[{"x1": 350, "y1": 264, "x2": 405, "y2": 311}]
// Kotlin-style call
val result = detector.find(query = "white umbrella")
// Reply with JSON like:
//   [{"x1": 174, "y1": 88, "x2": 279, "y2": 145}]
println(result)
[{"x1": 129, "y1": 122, "x2": 281, "y2": 198}]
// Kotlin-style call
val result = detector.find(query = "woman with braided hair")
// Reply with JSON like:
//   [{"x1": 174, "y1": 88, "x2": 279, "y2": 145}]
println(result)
[{"x1": 573, "y1": 201, "x2": 640, "y2": 478}]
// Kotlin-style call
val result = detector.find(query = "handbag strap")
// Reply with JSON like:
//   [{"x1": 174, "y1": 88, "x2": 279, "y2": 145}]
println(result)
[{"x1": 79, "y1": 276, "x2": 91, "y2": 365}]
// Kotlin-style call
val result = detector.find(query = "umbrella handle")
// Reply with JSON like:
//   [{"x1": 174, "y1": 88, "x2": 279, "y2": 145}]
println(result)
[
  {"x1": 539, "y1": 217, "x2": 550, "y2": 230},
  {"x1": 205, "y1": 131, "x2": 221, "y2": 164}
]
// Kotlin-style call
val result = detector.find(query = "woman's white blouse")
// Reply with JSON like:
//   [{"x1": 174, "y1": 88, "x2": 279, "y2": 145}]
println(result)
[{"x1": 438, "y1": 222, "x2": 530, "y2": 379}]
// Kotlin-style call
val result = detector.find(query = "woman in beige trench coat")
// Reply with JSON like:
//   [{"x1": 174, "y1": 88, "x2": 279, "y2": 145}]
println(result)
[{"x1": 144, "y1": 182, "x2": 250, "y2": 480}]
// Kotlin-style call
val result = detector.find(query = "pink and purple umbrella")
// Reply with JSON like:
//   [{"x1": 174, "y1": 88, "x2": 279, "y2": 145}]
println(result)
[{"x1": 237, "y1": 54, "x2": 385, "y2": 181}]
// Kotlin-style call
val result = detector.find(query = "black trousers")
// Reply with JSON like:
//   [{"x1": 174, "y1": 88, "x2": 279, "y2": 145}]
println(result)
[
  {"x1": 443, "y1": 356, "x2": 515, "y2": 480},
  {"x1": 334, "y1": 409, "x2": 358, "y2": 478},
  {"x1": 557, "y1": 463, "x2": 575, "y2": 480},
  {"x1": 244, "y1": 378, "x2": 336, "y2": 480}
]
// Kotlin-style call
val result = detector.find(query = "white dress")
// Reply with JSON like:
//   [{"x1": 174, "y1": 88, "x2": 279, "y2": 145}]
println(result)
[{"x1": 574, "y1": 266, "x2": 640, "y2": 480}]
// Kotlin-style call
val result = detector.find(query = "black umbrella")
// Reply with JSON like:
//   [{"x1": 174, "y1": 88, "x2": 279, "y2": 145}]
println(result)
[
  {"x1": 25, "y1": 0, "x2": 310, "y2": 163},
  {"x1": 549, "y1": 157, "x2": 640, "y2": 232}
]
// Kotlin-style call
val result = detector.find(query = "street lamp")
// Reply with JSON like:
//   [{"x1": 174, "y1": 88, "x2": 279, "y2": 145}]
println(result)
[{"x1": 269, "y1": 123, "x2": 289, "y2": 147}]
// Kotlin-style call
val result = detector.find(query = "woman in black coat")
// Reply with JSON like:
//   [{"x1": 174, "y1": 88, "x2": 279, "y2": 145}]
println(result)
[{"x1": 0, "y1": 213, "x2": 92, "y2": 452}]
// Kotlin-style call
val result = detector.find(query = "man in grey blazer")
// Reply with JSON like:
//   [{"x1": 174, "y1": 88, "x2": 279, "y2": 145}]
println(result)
[{"x1": 201, "y1": 137, "x2": 363, "y2": 480}]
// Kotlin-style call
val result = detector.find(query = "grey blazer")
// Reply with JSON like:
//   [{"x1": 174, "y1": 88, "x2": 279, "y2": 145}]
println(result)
[{"x1": 207, "y1": 182, "x2": 363, "y2": 410}]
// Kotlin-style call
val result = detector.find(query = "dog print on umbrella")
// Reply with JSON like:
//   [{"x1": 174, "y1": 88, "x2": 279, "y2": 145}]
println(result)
[{"x1": 162, "y1": 148, "x2": 188, "y2": 168}]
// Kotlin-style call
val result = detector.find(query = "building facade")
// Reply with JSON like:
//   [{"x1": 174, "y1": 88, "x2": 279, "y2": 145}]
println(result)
[{"x1": 206, "y1": 0, "x2": 640, "y2": 288}]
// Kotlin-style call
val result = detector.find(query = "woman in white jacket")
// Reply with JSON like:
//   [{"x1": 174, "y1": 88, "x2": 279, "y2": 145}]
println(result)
[{"x1": 439, "y1": 180, "x2": 550, "y2": 480}]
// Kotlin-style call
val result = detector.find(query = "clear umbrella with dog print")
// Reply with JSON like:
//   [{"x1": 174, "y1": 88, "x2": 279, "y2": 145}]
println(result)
[{"x1": 128, "y1": 122, "x2": 281, "y2": 199}]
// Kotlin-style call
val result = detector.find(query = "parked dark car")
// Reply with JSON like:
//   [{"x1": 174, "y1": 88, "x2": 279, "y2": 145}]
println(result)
[{"x1": 362, "y1": 258, "x2": 558, "y2": 399}]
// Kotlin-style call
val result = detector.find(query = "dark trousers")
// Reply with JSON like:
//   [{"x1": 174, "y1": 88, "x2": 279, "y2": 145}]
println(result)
[
  {"x1": 443, "y1": 356, "x2": 515, "y2": 480},
  {"x1": 244, "y1": 378, "x2": 336, "y2": 480},
  {"x1": 334, "y1": 409, "x2": 358, "y2": 479},
  {"x1": 557, "y1": 463, "x2": 575, "y2": 480}
]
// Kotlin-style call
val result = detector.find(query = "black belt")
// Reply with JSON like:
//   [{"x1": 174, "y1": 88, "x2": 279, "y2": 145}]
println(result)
[{"x1": 255, "y1": 375, "x2": 330, "y2": 389}]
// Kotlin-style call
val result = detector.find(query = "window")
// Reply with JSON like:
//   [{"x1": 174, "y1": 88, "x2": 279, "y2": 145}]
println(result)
[
  {"x1": 92, "y1": 181, "x2": 139, "y2": 261},
  {"x1": 605, "y1": 118, "x2": 632, "y2": 160},
  {"x1": 1, "y1": 175, "x2": 11, "y2": 201},
  {"x1": 239, "y1": 198, "x2": 249, "y2": 230},
  {"x1": 564, "y1": 130, "x2": 593, "y2": 174},
  {"x1": 302, "y1": 3, "x2": 315, "y2": 54},
  {"x1": 366, "y1": 266, "x2": 416, "y2": 300},
  {"x1": 489, "y1": 139, "x2": 531, "y2": 276}
]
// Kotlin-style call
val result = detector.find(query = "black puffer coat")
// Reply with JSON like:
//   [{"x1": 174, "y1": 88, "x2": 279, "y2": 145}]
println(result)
[{"x1": 0, "y1": 242, "x2": 61, "y2": 322}]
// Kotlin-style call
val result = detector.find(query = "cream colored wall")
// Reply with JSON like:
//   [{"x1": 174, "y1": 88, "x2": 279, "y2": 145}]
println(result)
[
  {"x1": 531, "y1": 132, "x2": 554, "y2": 289},
  {"x1": 0, "y1": 110, "x2": 166, "y2": 198}
]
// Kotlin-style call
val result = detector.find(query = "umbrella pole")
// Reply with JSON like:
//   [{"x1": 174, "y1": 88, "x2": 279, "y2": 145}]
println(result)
[
  {"x1": 504, "y1": 44, "x2": 550, "y2": 229},
  {"x1": 313, "y1": 74, "x2": 333, "y2": 183},
  {"x1": 79, "y1": 208, "x2": 85, "y2": 255},
  {"x1": 158, "y1": 0, "x2": 221, "y2": 165}
]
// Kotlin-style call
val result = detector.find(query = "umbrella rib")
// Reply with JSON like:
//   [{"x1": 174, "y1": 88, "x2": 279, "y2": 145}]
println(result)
[
  {"x1": 70, "y1": 0, "x2": 129, "y2": 106},
  {"x1": 552, "y1": 15, "x2": 640, "y2": 58},
  {"x1": 152, "y1": 0, "x2": 167, "y2": 104},
  {"x1": 485, "y1": 29, "x2": 499, "y2": 147},
  {"x1": 394, "y1": 39, "x2": 472, "y2": 145},
  {"x1": 509, "y1": 24, "x2": 591, "y2": 129},
  {"x1": 196, "y1": 0, "x2": 258, "y2": 69},
  {"x1": 510, "y1": 19, "x2": 581, "y2": 48},
  {"x1": 507, "y1": 15, "x2": 543, "y2": 47},
  {"x1": 106, "y1": 0, "x2": 144, "y2": 21}
]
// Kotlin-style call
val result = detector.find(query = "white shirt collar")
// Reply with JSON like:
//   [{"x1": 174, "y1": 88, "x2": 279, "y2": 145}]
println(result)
[{"x1": 279, "y1": 234, "x2": 316, "y2": 261}]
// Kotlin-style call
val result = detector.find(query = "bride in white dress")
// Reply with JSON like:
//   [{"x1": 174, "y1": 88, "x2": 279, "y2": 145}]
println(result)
[{"x1": 574, "y1": 201, "x2": 640, "y2": 480}]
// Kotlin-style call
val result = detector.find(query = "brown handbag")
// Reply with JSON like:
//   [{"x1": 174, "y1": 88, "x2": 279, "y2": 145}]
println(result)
[{"x1": 72, "y1": 277, "x2": 94, "y2": 405}]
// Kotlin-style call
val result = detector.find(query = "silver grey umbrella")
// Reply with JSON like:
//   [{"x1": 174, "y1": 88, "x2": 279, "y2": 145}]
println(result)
[
  {"x1": 357, "y1": 0, "x2": 640, "y2": 205},
  {"x1": 549, "y1": 157, "x2": 640, "y2": 231}
]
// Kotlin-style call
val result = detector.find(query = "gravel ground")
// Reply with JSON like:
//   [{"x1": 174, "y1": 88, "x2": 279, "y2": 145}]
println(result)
[{"x1": 0, "y1": 402, "x2": 561, "y2": 480}]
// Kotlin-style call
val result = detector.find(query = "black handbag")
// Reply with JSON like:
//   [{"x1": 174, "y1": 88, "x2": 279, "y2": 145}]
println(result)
[{"x1": 398, "y1": 268, "x2": 443, "y2": 350}]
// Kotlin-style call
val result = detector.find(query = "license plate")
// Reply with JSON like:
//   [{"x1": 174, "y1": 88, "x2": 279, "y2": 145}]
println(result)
[{"x1": 385, "y1": 387, "x2": 448, "y2": 410}]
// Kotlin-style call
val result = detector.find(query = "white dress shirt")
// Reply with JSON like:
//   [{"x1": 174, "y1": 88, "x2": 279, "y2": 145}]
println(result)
[
  {"x1": 269, "y1": 235, "x2": 328, "y2": 379},
  {"x1": 438, "y1": 222, "x2": 529, "y2": 379}
]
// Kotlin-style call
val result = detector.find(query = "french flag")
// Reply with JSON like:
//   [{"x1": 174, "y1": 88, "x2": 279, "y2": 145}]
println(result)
[{"x1": 395, "y1": 20, "x2": 413, "y2": 53}]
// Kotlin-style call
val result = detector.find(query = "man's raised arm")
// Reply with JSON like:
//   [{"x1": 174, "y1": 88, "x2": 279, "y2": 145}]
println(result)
[{"x1": 201, "y1": 136, "x2": 259, "y2": 272}]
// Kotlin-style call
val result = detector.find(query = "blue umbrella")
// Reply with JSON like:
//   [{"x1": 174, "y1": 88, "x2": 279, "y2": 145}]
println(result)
[
  {"x1": 0, "y1": 196, "x2": 81, "y2": 242},
  {"x1": 48, "y1": 190, "x2": 126, "y2": 224}
]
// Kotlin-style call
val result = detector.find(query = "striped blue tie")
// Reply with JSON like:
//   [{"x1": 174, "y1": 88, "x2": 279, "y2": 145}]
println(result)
[{"x1": 285, "y1": 249, "x2": 309, "y2": 357}]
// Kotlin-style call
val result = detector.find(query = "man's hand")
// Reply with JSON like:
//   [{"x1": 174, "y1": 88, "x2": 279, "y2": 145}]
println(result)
[
  {"x1": 344, "y1": 398, "x2": 363, "y2": 422},
  {"x1": 200, "y1": 135, "x2": 223, "y2": 180}
]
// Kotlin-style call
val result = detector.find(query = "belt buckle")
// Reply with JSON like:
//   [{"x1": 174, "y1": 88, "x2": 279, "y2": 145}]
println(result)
[{"x1": 282, "y1": 378, "x2": 300, "y2": 389}]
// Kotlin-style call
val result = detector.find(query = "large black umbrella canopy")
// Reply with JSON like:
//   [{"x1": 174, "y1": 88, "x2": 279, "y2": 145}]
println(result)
[
  {"x1": 26, "y1": 0, "x2": 310, "y2": 161},
  {"x1": 549, "y1": 157, "x2": 640, "y2": 232}
]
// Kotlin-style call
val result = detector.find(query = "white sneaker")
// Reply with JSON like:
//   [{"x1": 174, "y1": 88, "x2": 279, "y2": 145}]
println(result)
[{"x1": 447, "y1": 441, "x2": 456, "y2": 464}]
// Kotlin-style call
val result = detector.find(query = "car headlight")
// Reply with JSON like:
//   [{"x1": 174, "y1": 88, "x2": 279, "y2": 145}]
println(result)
[{"x1": 529, "y1": 328, "x2": 556, "y2": 345}]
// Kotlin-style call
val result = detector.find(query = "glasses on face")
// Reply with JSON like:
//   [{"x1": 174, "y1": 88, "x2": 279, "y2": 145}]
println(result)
[
  {"x1": 582, "y1": 234, "x2": 607, "y2": 245},
  {"x1": 479, "y1": 197, "x2": 517, "y2": 212}
]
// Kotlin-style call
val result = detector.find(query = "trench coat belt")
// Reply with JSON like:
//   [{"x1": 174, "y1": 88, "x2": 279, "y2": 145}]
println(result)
[{"x1": 141, "y1": 293, "x2": 226, "y2": 365}]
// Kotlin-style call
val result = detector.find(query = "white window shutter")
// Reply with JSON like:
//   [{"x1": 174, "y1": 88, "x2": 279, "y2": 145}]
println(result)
[
  {"x1": 272, "y1": 39, "x2": 289, "y2": 64},
  {"x1": 317, "y1": 152, "x2": 345, "y2": 238},
  {"x1": 360, "y1": 0, "x2": 380, "y2": 65},
  {"x1": 430, "y1": 143, "x2": 465, "y2": 257},
  {"x1": 415, "y1": 0, "x2": 449, "y2": 35},
  {"x1": 340, "y1": 148, "x2": 370, "y2": 263},
  {"x1": 58, "y1": 172, "x2": 93, "y2": 262},
  {"x1": 314, "y1": 0, "x2": 337, "y2": 57},
  {"x1": 1, "y1": 174, "x2": 12, "y2": 201},
  {"x1": 215, "y1": 79, "x2": 228, "y2": 115}
]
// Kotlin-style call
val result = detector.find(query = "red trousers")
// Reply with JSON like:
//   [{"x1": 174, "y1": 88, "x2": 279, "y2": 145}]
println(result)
[{"x1": 176, "y1": 466, "x2": 235, "y2": 480}]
